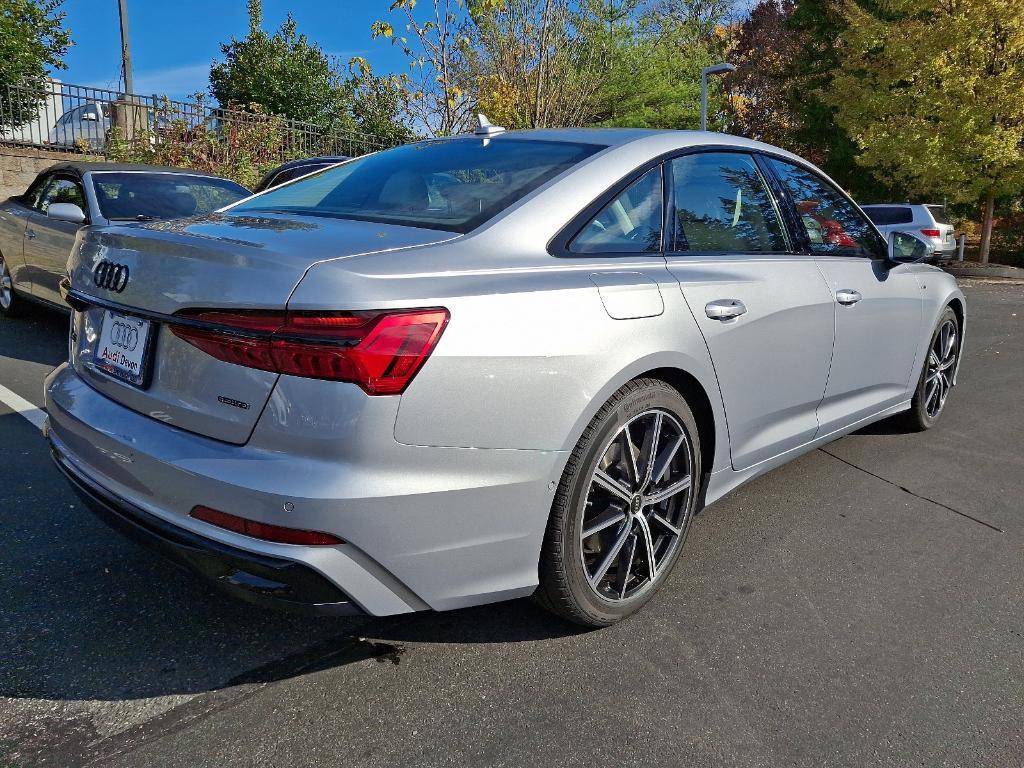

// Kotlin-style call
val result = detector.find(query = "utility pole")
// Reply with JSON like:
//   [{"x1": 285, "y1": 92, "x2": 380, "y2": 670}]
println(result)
[
  {"x1": 118, "y1": 0, "x2": 134, "y2": 95},
  {"x1": 700, "y1": 63, "x2": 736, "y2": 132}
]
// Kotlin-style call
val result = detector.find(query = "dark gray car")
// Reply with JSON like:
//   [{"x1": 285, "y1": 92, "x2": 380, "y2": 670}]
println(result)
[{"x1": 0, "y1": 162, "x2": 248, "y2": 314}]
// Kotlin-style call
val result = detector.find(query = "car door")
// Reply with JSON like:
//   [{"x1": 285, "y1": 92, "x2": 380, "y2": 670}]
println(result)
[
  {"x1": 664, "y1": 151, "x2": 835, "y2": 471},
  {"x1": 764, "y1": 157, "x2": 924, "y2": 434},
  {"x1": 0, "y1": 174, "x2": 48, "y2": 296},
  {"x1": 27, "y1": 174, "x2": 88, "y2": 305}
]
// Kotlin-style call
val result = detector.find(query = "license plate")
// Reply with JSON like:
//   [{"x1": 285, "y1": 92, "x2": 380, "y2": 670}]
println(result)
[{"x1": 95, "y1": 311, "x2": 153, "y2": 387}]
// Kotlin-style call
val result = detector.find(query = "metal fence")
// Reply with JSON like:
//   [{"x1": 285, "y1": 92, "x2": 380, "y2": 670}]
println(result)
[{"x1": 0, "y1": 78, "x2": 398, "y2": 160}]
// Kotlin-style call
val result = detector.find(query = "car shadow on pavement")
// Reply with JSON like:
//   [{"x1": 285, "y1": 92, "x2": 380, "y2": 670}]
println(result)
[
  {"x1": 0, "y1": 302, "x2": 70, "y2": 368},
  {"x1": 0, "y1": 412, "x2": 580, "y2": 705}
]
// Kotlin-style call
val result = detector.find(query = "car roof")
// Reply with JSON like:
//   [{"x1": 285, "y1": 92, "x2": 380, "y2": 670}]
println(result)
[
  {"x1": 45, "y1": 161, "x2": 230, "y2": 178},
  {"x1": 429, "y1": 127, "x2": 797, "y2": 152},
  {"x1": 862, "y1": 203, "x2": 944, "y2": 208}
]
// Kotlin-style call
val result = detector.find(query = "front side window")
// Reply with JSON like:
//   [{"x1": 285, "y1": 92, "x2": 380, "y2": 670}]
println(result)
[
  {"x1": 234, "y1": 138, "x2": 602, "y2": 233},
  {"x1": 570, "y1": 166, "x2": 663, "y2": 254},
  {"x1": 92, "y1": 173, "x2": 249, "y2": 221},
  {"x1": 671, "y1": 153, "x2": 787, "y2": 253},
  {"x1": 38, "y1": 176, "x2": 85, "y2": 213},
  {"x1": 767, "y1": 158, "x2": 886, "y2": 258}
]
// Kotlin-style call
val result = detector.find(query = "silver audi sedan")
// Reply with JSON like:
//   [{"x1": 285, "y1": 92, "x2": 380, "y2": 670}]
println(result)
[{"x1": 45, "y1": 126, "x2": 965, "y2": 626}]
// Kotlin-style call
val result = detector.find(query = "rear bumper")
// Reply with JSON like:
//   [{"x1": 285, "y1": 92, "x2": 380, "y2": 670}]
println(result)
[
  {"x1": 51, "y1": 441, "x2": 361, "y2": 616},
  {"x1": 44, "y1": 363, "x2": 564, "y2": 615}
]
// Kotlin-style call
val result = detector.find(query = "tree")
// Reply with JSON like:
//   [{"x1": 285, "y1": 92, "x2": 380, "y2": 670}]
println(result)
[
  {"x1": 348, "y1": 58, "x2": 417, "y2": 146},
  {"x1": 589, "y1": 0, "x2": 732, "y2": 129},
  {"x1": 210, "y1": 0, "x2": 354, "y2": 131},
  {"x1": 466, "y1": 0, "x2": 610, "y2": 129},
  {"x1": 726, "y1": 0, "x2": 801, "y2": 146},
  {"x1": 827, "y1": 0, "x2": 1024, "y2": 262},
  {"x1": 785, "y1": 0, "x2": 875, "y2": 195},
  {"x1": 462, "y1": 0, "x2": 732, "y2": 131},
  {"x1": 371, "y1": 0, "x2": 475, "y2": 137},
  {"x1": 0, "y1": 0, "x2": 72, "y2": 128}
]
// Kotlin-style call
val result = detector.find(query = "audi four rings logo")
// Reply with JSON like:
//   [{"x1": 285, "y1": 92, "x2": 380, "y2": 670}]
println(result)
[
  {"x1": 93, "y1": 260, "x2": 130, "y2": 292},
  {"x1": 108, "y1": 320, "x2": 140, "y2": 352}
]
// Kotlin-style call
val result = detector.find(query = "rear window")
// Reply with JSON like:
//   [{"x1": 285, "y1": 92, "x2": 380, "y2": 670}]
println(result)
[
  {"x1": 926, "y1": 205, "x2": 951, "y2": 225},
  {"x1": 93, "y1": 173, "x2": 249, "y2": 221},
  {"x1": 232, "y1": 138, "x2": 603, "y2": 233},
  {"x1": 862, "y1": 205, "x2": 913, "y2": 225}
]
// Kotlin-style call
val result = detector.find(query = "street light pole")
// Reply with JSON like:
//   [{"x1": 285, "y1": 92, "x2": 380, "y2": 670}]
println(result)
[
  {"x1": 700, "y1": 63, "x2": 736, "y2": 132},
  {"x1": 118, "y1": 0, "x2": 134, "y2": 95}
]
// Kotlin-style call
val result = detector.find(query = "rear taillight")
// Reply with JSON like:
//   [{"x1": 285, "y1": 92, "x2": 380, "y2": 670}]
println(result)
[
  {"x1": 921, "y1": 228, "x2": 941, "y2": 238},
  {"x1": 190, "y1": 505, "x2": 344, "y2": 546},
  {"x1": 170, "y1": 308, "x2": 449, "y2": 395}
]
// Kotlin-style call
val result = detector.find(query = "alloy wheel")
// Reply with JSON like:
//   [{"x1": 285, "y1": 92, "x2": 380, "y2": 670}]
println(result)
[
  {"x1": 579, "y1": 409, "x2": 694, "y2": 601},
  {"x1": 0, "y1": 255, "x2": 12, "y2": 310},
  {"x1": 924, "y1": 318, "x2": 958, "y2": 419}
]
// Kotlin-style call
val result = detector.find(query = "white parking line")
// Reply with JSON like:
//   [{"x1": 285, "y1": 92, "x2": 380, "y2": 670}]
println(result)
[{"x1": 0, "y1": 383, "x2": 46, "y2": 432}]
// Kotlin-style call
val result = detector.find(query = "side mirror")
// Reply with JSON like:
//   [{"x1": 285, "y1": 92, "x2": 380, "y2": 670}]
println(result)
[
  {"x1": 81, "y1": 109, "x2": 100, "y2": 122},
  {"x1": 47, "y1": 202, "x2": 87, "y2": 225},
  {"x1": 888, "y1": 231, "x2": 933, "y2": 265}
]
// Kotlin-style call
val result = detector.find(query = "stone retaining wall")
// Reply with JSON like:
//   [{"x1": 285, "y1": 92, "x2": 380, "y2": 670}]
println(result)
[{"x1": 0, "y1": 146, "x2": 91, "y2": 201}]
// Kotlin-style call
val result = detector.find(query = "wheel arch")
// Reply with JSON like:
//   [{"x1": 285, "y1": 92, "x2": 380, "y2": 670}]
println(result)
[
  {"x1": 558, "y1": 352, "x2": 729, "y2": 508},
  {"x1": 642, "y1": 367, "x2": 717, "y2": 508},
  {"x1": 945, "y1": 293, "x2": 966, "y2": 385}
]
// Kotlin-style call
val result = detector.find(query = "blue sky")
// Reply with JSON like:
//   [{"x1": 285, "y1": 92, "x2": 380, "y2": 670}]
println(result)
[{"x1": 60, "y1": 1, "x2": 409, "y2": 100}]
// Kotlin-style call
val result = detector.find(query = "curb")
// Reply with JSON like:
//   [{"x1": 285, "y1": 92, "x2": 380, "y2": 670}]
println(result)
[{"x1": 943, "y1": 264, "x2": 1024, "y2": 280}]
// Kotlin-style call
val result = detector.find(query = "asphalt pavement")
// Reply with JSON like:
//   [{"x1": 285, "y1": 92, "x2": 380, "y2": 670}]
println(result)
[{"x1": 0, "y1": 280, "x2": 1021, "y2": 767}]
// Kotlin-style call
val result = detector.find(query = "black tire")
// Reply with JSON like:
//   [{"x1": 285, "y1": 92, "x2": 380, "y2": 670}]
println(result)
[
  {"x1": 535, "y1": 378, "x2": 701, "y2": 627},
  {"x1": 899, "y1": 306, "x2": 959, "y2": 432},
  {"x1": 0, "y1": 252, "x2": 21, "y2": 318}
]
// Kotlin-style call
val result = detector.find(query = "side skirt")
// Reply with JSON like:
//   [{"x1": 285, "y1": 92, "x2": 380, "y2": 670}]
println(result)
[{"x1": 702, "y1": 399, "x2": 912, "y2": 507}]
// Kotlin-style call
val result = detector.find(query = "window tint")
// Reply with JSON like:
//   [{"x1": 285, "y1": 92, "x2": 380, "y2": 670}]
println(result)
[
  {"x1": 92, "y1": 173, "x2": 248, "y2": 220},
  {"x1": 275, "y1": 164, "x2": 331, "y2": 187},
  {"x1": 22, "y1": 174, "x2": 50, "y2": 209},
  {"x1": 235, "y1": 138, "x2": 602, "y2": 233},
  {"x1": 926, "y1": 205, "x2": 951, "y2": 225},
  {"x1": 767, "y1": 158, "x2": 885, "y2": 258},
  {"x1": 671, "y1": 153, "x2": 787, "y2": 253},
  {"x1": 863, "y1": 205, "x2": 913, "y2": 225},
  {"x1": 38, "y1": 177, "x2": 85, "y2": 213},
  {"x1": 570, "y1": 166, "x2": 663, "y2": 254}
]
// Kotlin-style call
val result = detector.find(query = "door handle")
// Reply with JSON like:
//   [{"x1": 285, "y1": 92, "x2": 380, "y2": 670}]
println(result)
[
  {"x1": 705, "y1": 299, "x2": 747, "y2": 320},
  {"x1": 835, "y1": 289, "x2": 862, "y2": 306},
  {"x1": 25, "y1": 228, "x2": 36, "y2": 240}
]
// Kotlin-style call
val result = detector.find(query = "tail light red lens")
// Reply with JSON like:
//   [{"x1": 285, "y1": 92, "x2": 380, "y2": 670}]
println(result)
[
  {"x1": 170, "y1": 308, "x2": 449, "y2": 395},
  {"x1": 920, "y1": 228, "x2": 941, "y2": 238},
  {"x1": 190, "y1": 505, "x2": 344, "y2": 546}
]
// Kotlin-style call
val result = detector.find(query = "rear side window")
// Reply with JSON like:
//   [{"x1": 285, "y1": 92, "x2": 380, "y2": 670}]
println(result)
[
  {"x1": 234, "y1": 138, "x2": 602, "y2": 233},
  {"x1": 767, "y1": 158, "x2": 886, "y2": 259},
  {"x1": 22, "y1": 174, "x2": 51, "y2": 209},
  {"x1": 926, "y1": 205, "x2": 951, "y2": 225},
  {"x1": 671, "y1": 153, "x2": 787, "y2": 253},
  {"x1": 570, "y1": 166, "x2": 663, "y2": 254},
  {"x1": 92, "y1": 173, "x2": 248, "y2": 220},
  {"x1": 274, "y1": 164, "x2": 332, "y2": 187},
  {"x1": 863, "y1": 206, "x2": 913, "y2": 225}
]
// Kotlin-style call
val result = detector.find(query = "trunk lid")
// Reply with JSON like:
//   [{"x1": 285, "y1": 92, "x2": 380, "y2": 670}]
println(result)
[{"x1": 68, "y1": 212, "x2": 454, "y2": 444}]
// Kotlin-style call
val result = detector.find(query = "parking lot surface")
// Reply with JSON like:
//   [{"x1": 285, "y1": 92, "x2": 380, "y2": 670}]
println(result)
[{"x1": 0, "y1": 280, "x2": 1021, "y2": 767}]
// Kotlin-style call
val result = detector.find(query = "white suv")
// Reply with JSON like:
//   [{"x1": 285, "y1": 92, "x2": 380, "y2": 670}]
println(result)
[{"x1": 862, "y1": 203, "x2": 956, "y2": 259}]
